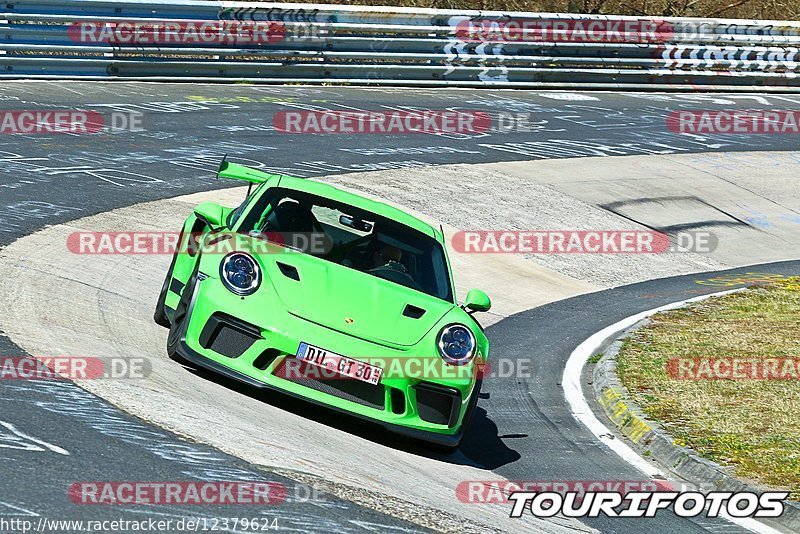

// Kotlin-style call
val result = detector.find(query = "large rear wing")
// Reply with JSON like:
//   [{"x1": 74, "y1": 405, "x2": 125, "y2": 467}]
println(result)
[{"x1": 217, "y1": 158, "x2": 284, "y2": 185}]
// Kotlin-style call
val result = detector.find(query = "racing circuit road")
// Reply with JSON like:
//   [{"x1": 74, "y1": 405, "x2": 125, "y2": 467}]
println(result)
[{"x1": 0, "y1": 82, "x2": 799, "y2": 533}]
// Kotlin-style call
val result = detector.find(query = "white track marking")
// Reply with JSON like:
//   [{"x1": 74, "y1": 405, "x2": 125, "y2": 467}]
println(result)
[
  {"x1": 0, "y1": 420, "x2": 69, "y2": 455},
  {"x1": 562, "y1": 288, "x2": 786, "y2": 534},
  {"x1": 0, "y1": 501, "x2": 38, "y2": 516}
]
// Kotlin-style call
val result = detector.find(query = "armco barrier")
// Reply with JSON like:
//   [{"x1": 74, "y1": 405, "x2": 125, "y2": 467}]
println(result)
[{"x1": 1, "y1": 0, "x2": 799, "y2": 90}]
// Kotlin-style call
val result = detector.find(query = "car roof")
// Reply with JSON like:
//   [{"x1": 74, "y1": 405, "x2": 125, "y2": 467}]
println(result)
[{"x1": 274, "y1": 175, "x2": 439, "y2": 240}]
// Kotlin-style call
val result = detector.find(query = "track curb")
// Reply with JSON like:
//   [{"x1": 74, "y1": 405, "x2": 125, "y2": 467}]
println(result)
[{"x1": 592, "y1": 315, "x2": 800, "y2": 534}]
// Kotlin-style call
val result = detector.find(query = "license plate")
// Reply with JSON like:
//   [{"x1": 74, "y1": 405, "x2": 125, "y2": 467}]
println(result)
[{"x1": 295, "y1": 342, "x2": 383, "y2": 386}]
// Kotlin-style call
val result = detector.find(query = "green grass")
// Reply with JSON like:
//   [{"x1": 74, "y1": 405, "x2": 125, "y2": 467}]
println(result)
[
  {"x1": 587, "y1": 353, "x2": 604, "y2": 364},
  {"x1": 616, "y1": 277, "x2": 800, "y2": 499}
]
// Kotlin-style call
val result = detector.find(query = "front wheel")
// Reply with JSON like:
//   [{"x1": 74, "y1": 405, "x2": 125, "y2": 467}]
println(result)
[
  {"x1": 166, "y1": 264, "x2": 199, "y2": 362},
  {"x1": 153, "y1": 236, "x2": 183, "y2": 328},
  {"x1": 153, "y1": 269, "x2": 174, "y2": 328}
]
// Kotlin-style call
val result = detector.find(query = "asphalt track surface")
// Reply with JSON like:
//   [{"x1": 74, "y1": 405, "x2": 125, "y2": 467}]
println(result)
[{"x1": 1, "y1": 82, "x2": 799, "y2": 532}]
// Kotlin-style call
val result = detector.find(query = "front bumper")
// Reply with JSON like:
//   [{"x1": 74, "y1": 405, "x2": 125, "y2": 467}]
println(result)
[
  {"x1": 174, "y1": 338, "x2": 475, "y2": 446},
  {"x1": 175, "y1": 276, "x2": 480, "y2": 446}
]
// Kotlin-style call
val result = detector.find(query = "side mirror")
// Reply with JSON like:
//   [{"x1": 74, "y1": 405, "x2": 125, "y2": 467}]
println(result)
[
  {"x1": 463, "y1": 289, "x2": 491, "y2": 313},
  {"x1": 194, "y1": 201, "x2": 225, "y2": 229}
]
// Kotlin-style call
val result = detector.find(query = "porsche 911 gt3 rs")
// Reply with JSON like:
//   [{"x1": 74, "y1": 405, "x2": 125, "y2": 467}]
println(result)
[{"x1": 154, "y1": 160, "x2": 491, "y2": 447}]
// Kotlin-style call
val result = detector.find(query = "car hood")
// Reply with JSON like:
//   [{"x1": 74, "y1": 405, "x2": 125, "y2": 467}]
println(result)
[{"x1": 259, "y1": 252, "x2": 454, "y2": 347}]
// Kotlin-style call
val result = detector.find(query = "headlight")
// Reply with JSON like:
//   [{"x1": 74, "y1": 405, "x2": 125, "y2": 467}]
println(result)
[
  {"x1": 220, "y1": 252, "x2": 261, "y2": 296},
  {"x1": 436, "y1": 324, "x2": 476, "y2": 365}
]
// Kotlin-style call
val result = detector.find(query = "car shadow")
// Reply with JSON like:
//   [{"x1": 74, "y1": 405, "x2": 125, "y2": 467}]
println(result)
[
  {"x1": 456, "y1": 406, "x2": 522, "y2": 469},
  {"x1": 178, "y1": 359, "x2": 520, "y2": 469}
]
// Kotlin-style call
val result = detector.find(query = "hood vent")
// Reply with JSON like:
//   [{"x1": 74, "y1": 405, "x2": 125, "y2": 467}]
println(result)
[
  {"x1": 276, "y1": 262, "x2": 300, "y2": 281},
  {"x1": 402, "y1": 304, "x2": 426, "y2": 319}
]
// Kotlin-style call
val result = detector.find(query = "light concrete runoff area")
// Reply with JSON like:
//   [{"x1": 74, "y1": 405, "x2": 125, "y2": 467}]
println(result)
[{"x1": 0, "y1": 151, "x2": 798, "y2": 532}]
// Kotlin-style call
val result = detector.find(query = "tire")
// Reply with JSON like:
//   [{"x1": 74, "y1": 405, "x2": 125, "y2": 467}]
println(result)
[
  {"x1": 166, "y1": 263, "x2": 199, "y2": 362},
  {"x1": 153, "y1": 272, "x2": 173, "y2": 328},
  {"x1": 153, "y1": 243, "x2": 181, "y2": 328}
]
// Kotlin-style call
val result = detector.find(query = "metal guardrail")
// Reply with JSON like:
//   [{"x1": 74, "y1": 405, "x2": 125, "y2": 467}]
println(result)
[{"x1": 1, "y1": 0, "x2": 799, "y2": 90}]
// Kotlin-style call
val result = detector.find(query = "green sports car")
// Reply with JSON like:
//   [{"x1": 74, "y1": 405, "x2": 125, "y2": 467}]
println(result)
[{"x1": 154, "y1": 160, "x2": 491, "y2": 447}]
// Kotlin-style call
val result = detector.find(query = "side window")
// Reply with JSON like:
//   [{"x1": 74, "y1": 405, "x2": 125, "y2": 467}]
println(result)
[
  {"x1": 228, "y1": 182, "x2": 268, "y2": 229},
  {"x1": 227, "y1": 200, "x2": 247, "y2": 229}
]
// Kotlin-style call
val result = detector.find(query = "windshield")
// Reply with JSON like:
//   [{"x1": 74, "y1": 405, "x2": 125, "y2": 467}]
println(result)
[{"x1": 238, "y1": 187, "x2": 453, "y2": 302}]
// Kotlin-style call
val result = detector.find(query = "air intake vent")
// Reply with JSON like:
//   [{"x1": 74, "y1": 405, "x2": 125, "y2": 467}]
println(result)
[
  {"x1": 276, "y1": 262, "x2": 300, "y2": 281},
  {"x1": 253, "y1": 349, "x2": 282, "y2": 371},
  {"x1": 390, "y1": 388, "x2": 406, "y2": 415},
  {"x1": 414, "y1": 383, "x2": 460, "y2": 427},
  {"x1": 199, "y1": 314, "x2": 261, "y2": 359},
  {"x1": 275, "y1": 359, "x2": 385, "y2": 410},
  {"x1": 402, "y1": 304, "x2": 426, "y2": 319}
]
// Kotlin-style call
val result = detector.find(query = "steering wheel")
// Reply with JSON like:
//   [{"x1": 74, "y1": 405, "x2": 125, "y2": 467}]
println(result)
[
  {"x1": 368, "y1": 265, "x2": 422, "y2": 291},
  {"x1": 332, "y1": 234, "x2": 373, "y2": 264}
]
